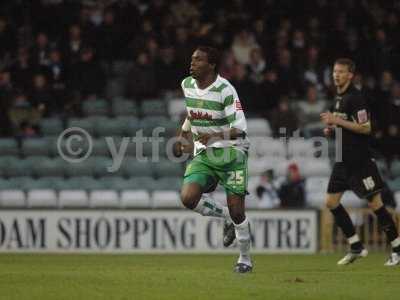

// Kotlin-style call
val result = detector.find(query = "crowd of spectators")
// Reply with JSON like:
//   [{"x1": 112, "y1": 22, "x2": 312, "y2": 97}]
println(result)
[{"x1": 0, "y1": 0, "x2": 399, "y2": 161}]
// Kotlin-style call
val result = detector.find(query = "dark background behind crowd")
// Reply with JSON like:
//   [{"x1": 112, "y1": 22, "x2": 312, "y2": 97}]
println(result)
[{"x1": 0, "y1": 0, "x2": 399, "y2": 163}]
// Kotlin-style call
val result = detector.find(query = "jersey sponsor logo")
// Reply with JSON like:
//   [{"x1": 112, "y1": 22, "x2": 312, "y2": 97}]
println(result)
[
  {"x1": 235, "y1": 100, "x2": 243, "y2": 111},
  {"x1": 357, "y1": 109, "x2": 368, "y2": 123},
  {"x1": 189, "y1": 110, "x2": 213, "y2": 121}
]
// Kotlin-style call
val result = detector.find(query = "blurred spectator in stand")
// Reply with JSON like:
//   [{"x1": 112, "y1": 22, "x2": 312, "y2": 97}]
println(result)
[
  {"x1": 29, "y1": 73, "x2": 54, "y2": 117},
  {"x1": 369, "y1": 29, "x2": 392, "y2": 77},
  {"x1": 145, "y1": 37, "x2": 160, "y2": 63},
  {"x1": 31, "y1": 32, "x2": 51, "y2": 68},
  {"x1": 275, "y1": 48, "x2": 301, "y2": 97},
  {"x1": 0, "y1": 70, "x2": 13, "y2": 136},
  {"x1": 0, "y1": 16, "x2": 16, "y2": 65},
  {"x1": 97, "y1": 9, "x2": 121, "y2": 63},
  {"x1": 247, "y1": 47, "x2": 266, "y2": 85},
  {"x1": 255, "y1": 169, "x2": 281, "y2": 209},
  {"x1": 297, "y1": 84, "x2": 327, "y2": 129},
  {"x1": 48, "y1": 48, "x2": 67, "y2": 106},
  {"x1": 301, "y1": 45, "x2": 325, "y2": 92},
  {"x1": 269, "y1": 96, "x2": 299, "y2": 138},
  {"x1": 230, "y1": 63, "x2": 255, "y2": 115},
  {"x1": 174, "y1": 27, "x2": 195, "y2": 71},
  {"x1": 278, "y1": 163, "x2": 306, "y2": 208},
  {"x1": 290, "y1": 29, "x2": 307, "y2": 67},
  {"x1": 8, "y1": 90, "x2": 41, "y2": 136},
  {"x1": 155, "y1": 46, "x2": 182, "y2": 94},
  {"x1": 126, "y1": 51, "x2": 157, "y2": 101},
  {"x1": 219, "y1": 51, "x2": 237, "y2": 80},
  {"x1": 255, "y1": 69, "x2": 281, "y2": 116},
  {"x1": 231, "y1": 29, "x2": 259, "y2": 65},
  {"x1": 63, "y1": 24, "x2": 85, "y2": 66},
  {"x1": 69, "y1": 47, "x2": 105, "y2": 101},
  {"x1": 252, "y1": 18, "x2": 270, "y2": 51},
  {"x1": 9, "y1": 47, "x2": 34, "y2": 91},
  {"x1": 17, "y1": 121, "x2": 40, "y2": 139}
]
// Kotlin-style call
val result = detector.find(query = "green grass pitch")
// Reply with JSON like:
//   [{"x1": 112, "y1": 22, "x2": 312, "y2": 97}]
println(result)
[{"x1": 0, "y1": 253, "x2": 399, "y2": 300}]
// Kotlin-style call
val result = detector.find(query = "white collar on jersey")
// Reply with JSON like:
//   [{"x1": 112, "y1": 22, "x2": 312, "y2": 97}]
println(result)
[{"x1": 194, "y1": 74, "x2": 221, "y2": 96}]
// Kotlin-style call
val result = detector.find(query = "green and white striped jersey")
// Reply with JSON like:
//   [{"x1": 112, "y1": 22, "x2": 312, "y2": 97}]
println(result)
[{"x1": 181, "y1": 74, "x2": 250, "y2": 155}]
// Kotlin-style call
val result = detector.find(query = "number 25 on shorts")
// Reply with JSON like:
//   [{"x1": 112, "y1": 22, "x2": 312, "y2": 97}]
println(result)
[{"x1": 227, "y1": 170, "x2": 244, "y2": 186}]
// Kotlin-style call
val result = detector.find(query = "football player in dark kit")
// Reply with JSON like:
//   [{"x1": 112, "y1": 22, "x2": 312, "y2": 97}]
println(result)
[{"x1": 321, "y1": 58, "x2": 400, "y2": 266}]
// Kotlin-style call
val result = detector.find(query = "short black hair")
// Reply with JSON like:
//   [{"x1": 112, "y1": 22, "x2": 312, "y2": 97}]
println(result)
[
  {"x1": 334, "y1": 58, "x2": 356, "y2": 73},
  {"x1": 196, "y1": 46, "x2": 220, "y2": 72}
]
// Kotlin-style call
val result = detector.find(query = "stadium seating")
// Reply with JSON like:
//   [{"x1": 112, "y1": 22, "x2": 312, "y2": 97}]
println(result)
[
  {"x1": 82, "y1": 98, "x2": 109, "y2": 116},
  {"x1": 388, "y1": 177, "x2": 400, "y2": 192},
  {"x1": 246, "y1": 118, "x2": 272, "y2": 136},
  {"x1": 106, "y1": 78, "x2": 125, "y2": 98},
  {"x1": 67, "y1": 118, "x2": 95, "y2": 135},
  {"x1": 395, "y1": 192, "x2": 400, "y2": 212},
  {"x1": 21, "y1": 138, "x2": 51, "y2": 157},
  {"x1": 167, "y1": 98, "x2": 186, "y2": 120},
  {"x1": 4, "y1": 157, "x2": 35, "y2": 177},
  {"x1": 288, "y1": 139, "x2": 316, "y2": 158},
  {"x1": 89, "y1": 190, "x2": 119, "y2": 208},
  {"x1": 66, "y1": 176, "x2": 104, "y2": 190},
  {"x1": 251, "y1": 137, "x2": 286, "y2": 158},
  {"x1": 390, "y1": 160, "x2": 400, "y2": 178},
  {"x1": 111, "y1": 99, "x2": 139, "y2": 117},
  {"x1": 141, "y1": 99, "x2": 167, "y2": 116},
  {"x1": 0, "y1": 138, "x2": 19, "y2": 156},
  {"x1": 152, "y1": 190, "x2": 182, "y2": 208},
  {"x1": 121, "y1": 158, "x2": 153, "y2": 177},
  {"x1": 32, "y1": 158, "x2": 66, "y2": 177},
  {"x1": 155, "y1": 177, "x2": 182, "y2": 191},
  {"x1": 27, "y1": 189, "x2": 58, "y2": 207},
  {"x1": 0, "y1": 190, "x2": 26, "y2": 207},
  {"x1": 58, "y1": 190, "x2": 89, "y2": 208},
  {"x1": 39, "y1": 118, "x2": 64, "y2": 136},
  {"x1": 120, "y1": 190, "x2": 152, "y2": 208}
]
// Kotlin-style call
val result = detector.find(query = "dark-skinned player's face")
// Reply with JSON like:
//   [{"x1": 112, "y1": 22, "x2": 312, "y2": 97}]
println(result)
[
  {"x1": 190, "y1": 49, "x2": 214, "y2": 79},
  {"x1": 333, "y1": 64, "x2": 354, "y2": 88}
]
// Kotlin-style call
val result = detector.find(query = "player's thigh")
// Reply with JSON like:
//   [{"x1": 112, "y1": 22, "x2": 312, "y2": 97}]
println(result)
[
  {"x1": 217, "y1": 149, "x2": 248, "y2": 197},
  {"x1": 327, "y1": 162, "x2": 349, "y2": 196},
  {"x1": 182, "y1": 158, "x2": 218, "y2": 208},
  {"x1": 349, "y1": 159, "x2": 384, "y2": 200}
]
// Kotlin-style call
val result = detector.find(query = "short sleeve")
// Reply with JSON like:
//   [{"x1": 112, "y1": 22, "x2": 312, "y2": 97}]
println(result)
[
  {"x1": 350, "y1": 94, "x2": 370, "y2": 124},
  {"x1": 222, "y1": 85, "x2": 247, "y2": 131}
]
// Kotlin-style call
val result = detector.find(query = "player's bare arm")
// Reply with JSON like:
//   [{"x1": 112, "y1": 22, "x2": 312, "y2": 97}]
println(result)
[
  {"x1": 320, "y1": 111, "x2": 371, "y2": 135},
  {"x1": 197, "y1": 128, "x2": 245, "y2": 145}
]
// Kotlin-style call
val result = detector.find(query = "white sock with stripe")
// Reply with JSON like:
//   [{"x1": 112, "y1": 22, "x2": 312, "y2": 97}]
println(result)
[
  {"x1": 234, "y1": 217, "x2": 252, "y2": 266},
  {"x1": 193, "y1": 194, "x2": 230, "y2": 220}
]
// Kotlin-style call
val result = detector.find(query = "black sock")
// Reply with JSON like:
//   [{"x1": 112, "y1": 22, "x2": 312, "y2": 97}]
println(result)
[
  {"x1": 374, "y1": 206, "x2": 400, "y2": 252},
  {"x1": 330, "y1": 204, "x2": 362, "y2": 251}
]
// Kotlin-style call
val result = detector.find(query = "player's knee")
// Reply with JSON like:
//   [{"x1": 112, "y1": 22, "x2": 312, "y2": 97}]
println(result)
[
  {"x1": 367, "y1": 193, "x2": 383, "y2": 211},
  {"x1": 230, "y1": 210, "x2": 245, "y2": 224},
  {"x1": 325, "y1": 195, "x2": 340, "y2": 210},
  {"x1": 180, "y1": 189, "x2": 201, "y2": 210}
]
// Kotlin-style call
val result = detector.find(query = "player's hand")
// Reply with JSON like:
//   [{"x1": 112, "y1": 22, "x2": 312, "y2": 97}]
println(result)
[
  {"x1": 323, "y1": 127, "x2": 333, "y2": 137},
  {"x1": 172, "y1": 139, "x2": 192, "y2": 157},
  {"x1": 198, "y1": 133, "x2": 212, "y2": 145},
  {"x1": 320, "y1": 112, "x2": 337, "y2": 126}
]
